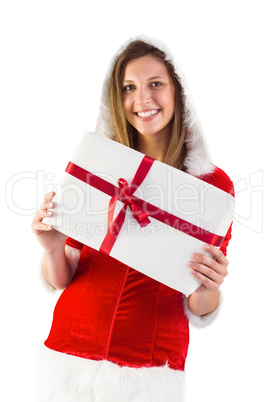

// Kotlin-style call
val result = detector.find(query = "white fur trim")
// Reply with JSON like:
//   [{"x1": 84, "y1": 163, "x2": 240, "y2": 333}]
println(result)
[
  {"x1": 183, "y1": 291, "x2": 222, "y2": 329},
  {"x1": 95, "y1": 34, "x2": 214, "y2": 176},
  {"x1": 35, "y1": 344, "x2": 186, "y2": 402},
  {"x1": 39, "y1": 245, "x2": 81, "y2": 292}
]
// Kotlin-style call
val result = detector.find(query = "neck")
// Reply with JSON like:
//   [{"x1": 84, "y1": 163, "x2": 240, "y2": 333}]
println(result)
[{"x1": 136, "y1": 130, "x2": 170, "y2": 162}]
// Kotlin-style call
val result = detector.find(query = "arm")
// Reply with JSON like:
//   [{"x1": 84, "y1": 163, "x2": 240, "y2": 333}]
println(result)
[
  {"x1": 188, "y1": 244, "x2": 228, "y2": 316},
  {"x1": 32, "y1": 192, "x2": 72, "y2": 290},
  {"x1": 41, "y1": 244, "x2": 72, "y2": 290}
]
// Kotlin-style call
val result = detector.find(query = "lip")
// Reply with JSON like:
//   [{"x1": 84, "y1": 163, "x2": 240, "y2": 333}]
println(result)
[{"x1": 134, "y1": 109, "x2": 161, "y2": 121}]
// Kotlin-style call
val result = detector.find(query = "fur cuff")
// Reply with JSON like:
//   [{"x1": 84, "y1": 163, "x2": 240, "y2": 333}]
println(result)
[
  {"x1": 40, "y1": 245, "x2": 81, "y2": 292},
  {"x1": 35, "y1": 344, "x2": 186, "y2": 402},
  {"x1": 183, "y1": 291, "x2": 222, "y2": 329}
]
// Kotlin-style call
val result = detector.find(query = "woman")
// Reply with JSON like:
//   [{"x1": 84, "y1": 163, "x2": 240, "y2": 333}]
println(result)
[{"x1": 32, "y1": 36, "x2": 234, "y2": 401}]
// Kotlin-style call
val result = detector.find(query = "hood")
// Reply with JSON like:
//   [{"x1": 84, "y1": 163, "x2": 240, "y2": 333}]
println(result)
[{"x1": 95, "y1": 35, "x2": 213, "y2": 176}]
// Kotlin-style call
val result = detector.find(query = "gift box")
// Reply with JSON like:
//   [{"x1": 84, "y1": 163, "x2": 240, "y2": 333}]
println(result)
[{"x1": 45, "y1": 131, "x2": 235, "y2": 296}]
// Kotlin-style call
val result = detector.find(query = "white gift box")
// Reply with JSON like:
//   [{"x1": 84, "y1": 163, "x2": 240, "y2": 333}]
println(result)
[{"x1": 45, "y1": 131, "x2": 235, "y2": 296}]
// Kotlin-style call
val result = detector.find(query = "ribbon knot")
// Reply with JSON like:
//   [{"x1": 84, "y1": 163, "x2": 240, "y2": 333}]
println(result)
[
  {"x1": 99, "y1": 156, "x2": 155, "y2": 254},
  {"x1": 118, "y1": 178, "x2": 150, "y2": 228}
]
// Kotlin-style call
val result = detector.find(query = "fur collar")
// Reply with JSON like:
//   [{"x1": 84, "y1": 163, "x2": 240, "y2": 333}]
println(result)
[{"x1": 95, "y1": 35, "x2": 214, "y2": 176}]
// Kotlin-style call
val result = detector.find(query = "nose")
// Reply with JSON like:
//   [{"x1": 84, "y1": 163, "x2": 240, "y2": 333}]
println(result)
[{"x1": 135, "y1": 87, "x2": 150, "y2": 106}]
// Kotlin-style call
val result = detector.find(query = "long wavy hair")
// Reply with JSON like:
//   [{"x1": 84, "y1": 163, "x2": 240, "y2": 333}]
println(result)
[{"x1": 109, "y1": 40, "x2": 187, "y2": 170}]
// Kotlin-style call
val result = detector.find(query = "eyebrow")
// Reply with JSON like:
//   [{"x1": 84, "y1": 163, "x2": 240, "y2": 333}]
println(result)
[
  {"x1": 123, "y1": 76, "x2": 167, "y2": 84},
  {"x1": 148, "y1": 76, "x2": 166, "y2": 80}
]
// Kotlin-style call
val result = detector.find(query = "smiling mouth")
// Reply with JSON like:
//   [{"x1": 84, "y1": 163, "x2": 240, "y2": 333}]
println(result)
[{"x1": 135, "y1": 109, "x2": 160, "y2": 118}]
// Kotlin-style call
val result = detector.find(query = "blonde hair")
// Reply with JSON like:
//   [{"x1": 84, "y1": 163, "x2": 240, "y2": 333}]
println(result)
[{"x1": 109, "y1": 40, "x2": 187, "y2": 170}]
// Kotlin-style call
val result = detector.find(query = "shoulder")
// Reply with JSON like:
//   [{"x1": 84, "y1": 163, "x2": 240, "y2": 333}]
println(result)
[{"x1": 198, "y1": 165, "x2": 235, "y2": 196}]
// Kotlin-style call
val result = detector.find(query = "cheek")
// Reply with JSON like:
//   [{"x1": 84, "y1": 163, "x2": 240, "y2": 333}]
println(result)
[
  {"x1": 123, "y1": 97, "x2": 134, "y2": 121},
  {"x1": 123, "y1": 96, "x2": 129, "y2": 111},
  {"x1": 163, "y1": 91, "x2": 175, "y2": 116},
  {"x1": 155, "y1": 90, "x2": 174, "y2": 109}
]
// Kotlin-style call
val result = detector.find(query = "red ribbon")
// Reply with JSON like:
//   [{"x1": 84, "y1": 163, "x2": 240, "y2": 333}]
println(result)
[{"x1": 65, "y1": 157, "x2": 224, "y2": 255}]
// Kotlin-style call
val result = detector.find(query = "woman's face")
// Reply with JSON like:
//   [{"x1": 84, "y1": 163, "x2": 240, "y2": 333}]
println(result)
[{"x1": 122, "y1": 55, "x2": 175, "y2": 138}]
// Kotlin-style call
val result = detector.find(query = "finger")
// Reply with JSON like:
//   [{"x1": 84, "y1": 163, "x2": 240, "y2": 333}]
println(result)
[
  {"x1": 38, "y1": 192, "x2": 55, "y2": 212},
  {"x1": 191, "y1": 252, "x2": 221, "y2": 274},
  {"x1": 38, "y1": 201, "x2": 55, "y2": 214},
  {"x1": 31, "y1": 221, "x2": 53, "y2": 232},
  {"x1": 188, "y1": 260, "x2": 222, "y2": 283},
  {"x1": 44, "y1": 191, "x2": 56, "y2": 203},
  {"x1": 188, "y1": 262, "x2": 223, "y2": 290},
  {"x1": 203, "y1": 244, "x2": 227, "y2": 265},
  {"x1": 190, "y1": 269, "x2": 221, "y2": 290},
  {"x1": 33, "y1": 209, "x2": 54, "y2": 222}
]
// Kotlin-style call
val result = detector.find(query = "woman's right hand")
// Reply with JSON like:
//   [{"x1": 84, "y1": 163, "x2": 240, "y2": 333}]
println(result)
[{"x1": 31, "y1": 192, "x2": 67, "y2": 252}]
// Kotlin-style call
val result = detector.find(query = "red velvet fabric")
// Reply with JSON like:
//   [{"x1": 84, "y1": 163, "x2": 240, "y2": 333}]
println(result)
[
  {"x1": 45, "y1": 165, "x2": 234, "y2": 370},
  {"x1": 45, "y1": 246, "x2": 189, "y2": 370}
]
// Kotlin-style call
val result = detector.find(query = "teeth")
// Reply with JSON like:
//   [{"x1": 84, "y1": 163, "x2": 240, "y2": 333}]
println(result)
[{"x1": 137, "y1": 110, "x2": 158, "y2": 117}]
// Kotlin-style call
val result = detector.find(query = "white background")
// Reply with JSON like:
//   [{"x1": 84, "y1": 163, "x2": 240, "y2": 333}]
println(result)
[{"x1": 1, "y1": 0, "x2": 267, "y2": 401}]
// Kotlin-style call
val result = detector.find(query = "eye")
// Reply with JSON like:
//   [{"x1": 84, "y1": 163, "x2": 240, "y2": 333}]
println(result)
[
  {"x1": 150, "y1": 81, "x2": 163, "y2": 88},
  {"x1": 123, "y1": 84, "x2": 135, "y2": 93}
]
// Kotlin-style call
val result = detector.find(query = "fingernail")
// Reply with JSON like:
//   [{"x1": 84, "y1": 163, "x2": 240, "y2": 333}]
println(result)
[
  {"x1": 47, "y1": 210, "x2": 53, "y2": 216},
  {"x1": 48, "y1": 202, "x2": 54, "y2": 208},
  {"x1": 204, "y1": 244, "x2": 210, "y2": 250},
  {"x1": 188, "y1": 261, "x2": 195, "y2": 267},
  {"x1": 192, "y1": 252, "x2": 198, "y2": 260}
]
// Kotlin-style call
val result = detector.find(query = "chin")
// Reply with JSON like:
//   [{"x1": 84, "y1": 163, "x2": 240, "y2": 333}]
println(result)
[
  {"x1": 138, "y1": 127, "x2": 168, "y2": 137},
  {"x1": 138, "y1": 130, "x2": 158, "y2": 136}
]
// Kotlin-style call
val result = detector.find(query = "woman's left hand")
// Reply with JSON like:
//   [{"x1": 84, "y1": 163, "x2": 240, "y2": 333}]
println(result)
[{"x1": 188, "y1": 244, "x2": 229, "y2": 291}]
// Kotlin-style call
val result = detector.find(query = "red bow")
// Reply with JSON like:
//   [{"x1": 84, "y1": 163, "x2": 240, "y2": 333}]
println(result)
[
  {"x1": 116, "y1": 177, "x2": 151, "y2": 227},
  {"x1": 101, "y1": 156, "x2": 154, "y2": 254}
]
